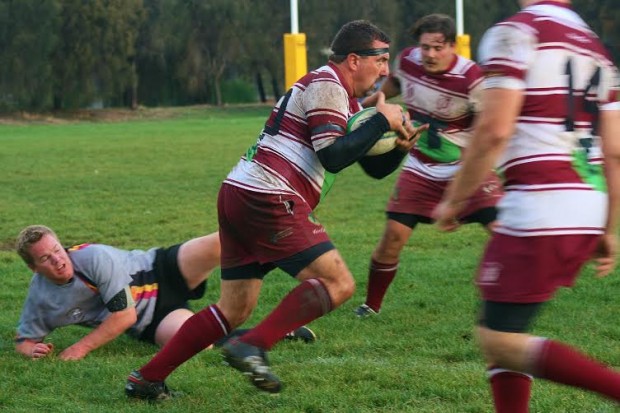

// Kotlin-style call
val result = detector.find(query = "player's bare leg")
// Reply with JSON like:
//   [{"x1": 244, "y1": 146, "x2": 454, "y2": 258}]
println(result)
[
  {"x1": 356, "y1": 219, "x2": 413, "y2": 316},
  {"x1": 177, "y1": 232, "x2": 221, "y2": 290},
  {"x1": 222, "y1": 249, "x2": 354, "y2": 393}
]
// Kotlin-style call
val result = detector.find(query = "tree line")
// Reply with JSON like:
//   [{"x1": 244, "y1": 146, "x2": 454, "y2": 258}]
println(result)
[{"x1": 0, "y1": 0, "x2": 617, "y2": 111}]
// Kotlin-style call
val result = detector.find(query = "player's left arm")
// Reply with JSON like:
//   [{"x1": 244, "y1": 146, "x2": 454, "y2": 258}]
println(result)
[
  {"x1": 58, "y1": 287, "x2": 137, "y2": 360},
  {"x1": 594, "y1": 104, "x2": 620, "y2": 277}
]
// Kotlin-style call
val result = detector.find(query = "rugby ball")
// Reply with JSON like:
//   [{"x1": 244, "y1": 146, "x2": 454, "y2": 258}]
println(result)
[{"x1": 347, "y1": 107, "x2": 398, "y2": 156}]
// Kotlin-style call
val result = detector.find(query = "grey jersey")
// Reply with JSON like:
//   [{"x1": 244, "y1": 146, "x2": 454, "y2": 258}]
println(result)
[{"x1": 16, "y1": 244, "x2": 159, "y2": 342}]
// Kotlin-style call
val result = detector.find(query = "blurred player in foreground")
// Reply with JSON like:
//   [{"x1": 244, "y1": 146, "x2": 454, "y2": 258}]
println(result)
[{"x1": 434, "y1": 0, "x2": 620, "y2": 410}]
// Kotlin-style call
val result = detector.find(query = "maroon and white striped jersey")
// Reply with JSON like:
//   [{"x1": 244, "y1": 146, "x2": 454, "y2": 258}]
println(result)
[
  {"x1": 392, "y1": 46, "x2": 484, "y2": 181},
  {"x1": 478, "y1": 1, "x2": 620, "y2": 237},
  {"x1": 224, "y1": 62, "x2": 361, "y2": 209}
]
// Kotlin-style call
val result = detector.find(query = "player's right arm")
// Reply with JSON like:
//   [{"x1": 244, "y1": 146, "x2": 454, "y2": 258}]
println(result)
[
  {"x1": 15, "y1": 286, "x2": 55, "y2": 359},
  {"x1": 16, "y1": 339, "x2": 54, "y2": 359}
]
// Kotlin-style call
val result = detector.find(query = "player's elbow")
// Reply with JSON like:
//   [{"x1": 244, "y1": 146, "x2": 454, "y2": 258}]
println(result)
[
  {"x1": 125, "y1": 308, "x2": 138, "y2": 327},
  {"x1": 114, "y1": 307, "x2": 138, "y2": 330},
  {"x1": 486, "y1": 132, "x2": 511, "y2": 152},
  {"x1": 474, "y1": 124, "x2": 514, "y2": 154},
  {"x1": 317, "y1": 149, "x2": 348, "y2": 174}
]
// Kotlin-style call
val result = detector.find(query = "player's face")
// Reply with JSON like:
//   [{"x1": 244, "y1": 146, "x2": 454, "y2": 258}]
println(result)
[
  {"x1": 353, "y1": 40, "x2": 390, "y2": 98},
  {"x1": 418, "y1": 33, "x2": 456, "y2": 74},
  {"x1": 27, "y1": 234, "x2": 74, "y2": 285}
]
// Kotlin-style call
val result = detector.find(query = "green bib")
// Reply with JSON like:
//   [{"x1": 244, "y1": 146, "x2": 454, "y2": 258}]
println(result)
[
  {"x1": 416, "y1": 132, "x2": 462, "y2": 163},
  {"x1": 572, "y1": 148, "x2": 606, "y2": 192}
]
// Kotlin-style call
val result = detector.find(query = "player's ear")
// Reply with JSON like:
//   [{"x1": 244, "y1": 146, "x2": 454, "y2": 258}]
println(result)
[{"x1": 347, "y1": 53, "x2": 361, "y2": 70}]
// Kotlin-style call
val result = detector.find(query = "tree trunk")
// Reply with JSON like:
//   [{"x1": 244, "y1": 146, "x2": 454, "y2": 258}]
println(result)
[
  {"x1": 53, "y1": 94, "x2": 62, "y2": 111},
  {"x1": 214, "y1": 76, "x2": 223, "y2": 106},
  {"x1": 256, "y1": 71, "x2": 266, "y2": 103},
  {"x1": 270, "y1": 71, "x2": 281, "y2": 102},
  {"x1": 129, "y1": 60, "x2": 138, "y2": 110}
]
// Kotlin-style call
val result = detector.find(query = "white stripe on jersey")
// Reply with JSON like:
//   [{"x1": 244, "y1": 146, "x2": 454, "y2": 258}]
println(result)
[
  {"x1": 402, "y1": 156, "x2": 460, "y2": 182},
  {"x1": 495, "y1": 189, "x2": 607, "y2": 237}
]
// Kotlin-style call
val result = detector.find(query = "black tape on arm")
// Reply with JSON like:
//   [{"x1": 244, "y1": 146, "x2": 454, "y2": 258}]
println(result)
[
  {"x1": 358, "y1": 147, "x2": 407, "y2": 179},
  {"x1": 106, "y1": 286, "x2": 133, "y2": 312},
  {"x1": 316, "y1": 113, "x2": 390, "y2": 173}
]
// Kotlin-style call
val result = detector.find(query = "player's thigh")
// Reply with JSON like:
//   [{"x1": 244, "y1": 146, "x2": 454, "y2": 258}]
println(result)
[
  {"x1": 216, "y1": 278, "x2": 263, "y2": 327},
  {"x1": 177, "y1": 232, "x2": 221, "y2": 290},
  {"x1": 154, "y1": 308, "x2": 195, "y2": 347},
  {"x1": 296, "y1": 249, "x2": 355, "y2": 305}
]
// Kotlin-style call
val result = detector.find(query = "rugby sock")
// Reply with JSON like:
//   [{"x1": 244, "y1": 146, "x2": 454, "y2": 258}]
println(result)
[
  {"x1": 365, "y1": 258, "x2": 398, "y2": 312},
  {"x1": 488, "y1": 366, "x2": 532, "y2": 412},
  {"x1": 140, "y1": 305, "x2": 230, "y2": 382},
  {"x1": 240, "y1": 278, "x2": 332, "y2": 350},
  {"x1": 534, "y1": 339, "x2": 620, "y2": 402}
]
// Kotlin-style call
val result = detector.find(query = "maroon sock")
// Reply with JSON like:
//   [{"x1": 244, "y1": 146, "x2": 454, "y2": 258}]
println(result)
[
  {"x1": 240, "y1": 279, "x2": 332, "y2": 350},
  {"x1": 140, "y1": 305, "x2": 230, "y2": 382},
  {"x1": 488, "y1": 366, "x2": 532, "y2": 413},
  {"x1": 534, "y1": 339, "x2": 620, "y2": 402},
  {"x1": 364, "y1": 258, "x2": 398, "y2": 312}
]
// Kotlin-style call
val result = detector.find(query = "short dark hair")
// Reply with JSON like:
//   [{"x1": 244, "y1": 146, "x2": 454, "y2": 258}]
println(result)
[
  {"x1": 329, "y1": 20, "x2": 391, "y2": 63},
  {"x1": 16, "y1": 225, "x2": 58, "y2": 265},
  {"x1": 409, "y1": 14, "x2": 456, "y2": 44}
]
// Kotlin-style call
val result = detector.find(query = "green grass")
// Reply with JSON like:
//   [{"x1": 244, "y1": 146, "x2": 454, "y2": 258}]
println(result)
[{"x1": 1, "y1": 106, "x2": 619, "y2": 412}]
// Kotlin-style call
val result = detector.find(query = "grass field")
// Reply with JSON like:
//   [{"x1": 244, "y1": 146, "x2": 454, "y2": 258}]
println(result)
[{"x1": 1, "y1": 106, "x2": 619, "y2": 412}]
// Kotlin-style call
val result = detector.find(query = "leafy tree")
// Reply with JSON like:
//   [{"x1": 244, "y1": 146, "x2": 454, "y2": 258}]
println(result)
[
  {"x1": 1, "y1": 0, "x2": 617, "y2": 111},
  {"x1": 0, "y1": 0, "x2": 60, "y2": 110},
  {"x1": 52, "y1": 0, "x2": 101, "y2": 109},
  {"x1": 229, "y1": 0, "x2": 288, "y2": 100},
  {"x1": 598, "y1": 0, "x2": 620, "y2": 64},
  {"x1": 52, "y1": 0, "x2": 144, "y2": 109},
  {"x1": 135, "y1": 0, "x2": 190, "y2": 106},
  {"x1": 98, "y1": 0, "x2": 145, "y2": 109},
  {"x1": 173, "y1": 0, "x2": 246, "y2": 105}
]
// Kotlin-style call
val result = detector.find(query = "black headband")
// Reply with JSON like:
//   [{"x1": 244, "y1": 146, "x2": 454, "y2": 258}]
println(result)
[{"x1": 333, "y1": 47, "x2": 389, "y2": 56}]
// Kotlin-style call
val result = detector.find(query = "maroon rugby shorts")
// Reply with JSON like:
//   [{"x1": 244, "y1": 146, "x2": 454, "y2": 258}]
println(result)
[
  {"x1": 386, "y1": 170, "x2": 502, "y2": 219},
  {"x1": 476, "y1": 232, "x2": 600, "y2": 303},
  {"x1": 217, "y1": 184, "x2": 331, "y2": 269}
]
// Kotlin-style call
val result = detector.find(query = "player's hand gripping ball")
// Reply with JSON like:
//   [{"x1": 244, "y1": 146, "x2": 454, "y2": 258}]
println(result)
[{"x1": 347, "y1": 107, "x2": 400, "y2": 156}]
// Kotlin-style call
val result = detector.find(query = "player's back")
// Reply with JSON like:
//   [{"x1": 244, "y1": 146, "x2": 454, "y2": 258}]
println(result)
[
  {"x1": 477, "y1": 3, "x2": 618, "y2": 237},
  {"x1": 480, "y1": 3, "x2": 616, "y2": 163}
]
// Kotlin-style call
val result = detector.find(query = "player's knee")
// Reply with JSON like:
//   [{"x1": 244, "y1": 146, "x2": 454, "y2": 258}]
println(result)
[
  {"x1": 373, "y1": 247, "x2": 401, "y2": 263},
  {"x1": 339, "y1": 274, "x2": 356, "y2": 300},
  {"x1": 375, "y1": 232, "x2": 408, "y2": 261},
  {"x1": 477, "y1": 327, "x2": 530, "y2": 370},
  {"x1": 217, "y1": 301, "x2": 255, "y2": 328},
  {"x1": 324, "y1": 271, "x2": 355, "y2": 306}
]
